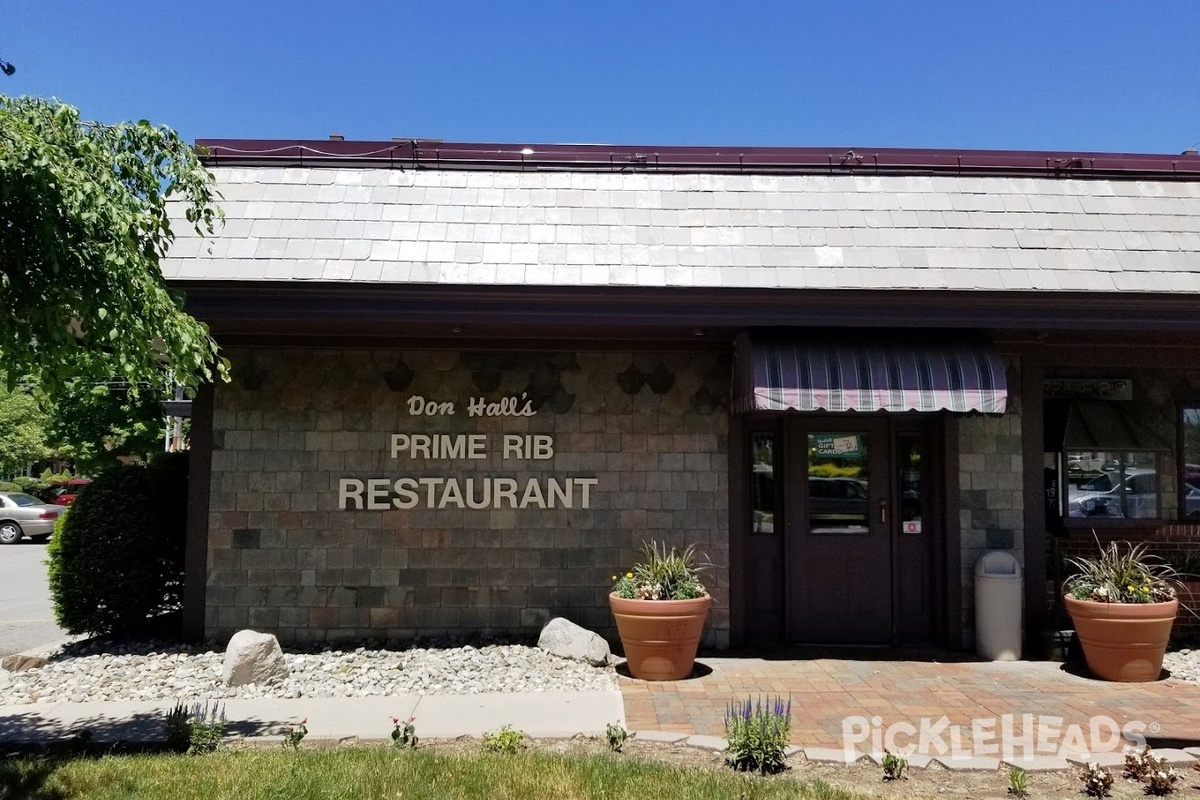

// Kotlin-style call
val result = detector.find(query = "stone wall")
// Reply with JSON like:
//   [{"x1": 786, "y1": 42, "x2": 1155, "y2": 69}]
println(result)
[
  {"x1": 205, "y1": 347, "x2": 730, "y2": 646},
  {"x1": 957, "y1": 357, "x2": 1024, "y2": 648}
]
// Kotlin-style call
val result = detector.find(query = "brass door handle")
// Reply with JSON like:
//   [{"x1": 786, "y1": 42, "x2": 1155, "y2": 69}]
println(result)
[{"x1": 879, "y1": 498, "x2": 887, "y2": 524}]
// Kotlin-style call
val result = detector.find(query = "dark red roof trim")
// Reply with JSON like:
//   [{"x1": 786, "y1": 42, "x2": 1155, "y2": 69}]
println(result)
[{"x1": 195, "y1": 139, "x2": 1200, "y2": 180}]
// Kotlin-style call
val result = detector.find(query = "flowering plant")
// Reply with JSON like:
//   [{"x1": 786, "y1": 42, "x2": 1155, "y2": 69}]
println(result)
[
  {"x1": 724, "y1": 695, "x2": 791, "y2": 774},
  {"x1": 390, "y1": 715, "x2": 418, "y2": 749},
  {"x1": 1065, "y1": 540, "x2": 1179, "y2": 604},
  {"x1": 612, "y1": 541, "x2": 710, "y2": 601}
]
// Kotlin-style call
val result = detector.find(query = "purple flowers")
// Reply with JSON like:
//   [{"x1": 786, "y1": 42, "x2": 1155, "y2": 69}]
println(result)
[{"x1": 724, "y1": 694, "x2": 792, "y2": 775}]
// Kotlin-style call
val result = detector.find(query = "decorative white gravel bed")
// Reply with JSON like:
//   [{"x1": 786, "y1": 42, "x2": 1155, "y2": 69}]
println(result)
[
  {"x1": 1162, "y1": 648, "x2": 1200, "y2": 682},
  {"x1": 0, "y1": 640, "x2": 617, "y2": 705}
]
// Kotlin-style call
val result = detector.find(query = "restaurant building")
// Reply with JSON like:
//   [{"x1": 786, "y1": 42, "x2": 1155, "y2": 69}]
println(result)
[{"x1": 164, "y1": 140, "x2": 1200, "y2": 652}]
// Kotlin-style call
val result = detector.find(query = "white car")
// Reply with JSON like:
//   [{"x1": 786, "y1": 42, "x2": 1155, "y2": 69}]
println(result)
[
  {"x1": 1067, "y1": 469, "x2": 1157, "y2": 519},
  {"x1": 0, "y1": 492, "x2": 65, "y2": 544}
]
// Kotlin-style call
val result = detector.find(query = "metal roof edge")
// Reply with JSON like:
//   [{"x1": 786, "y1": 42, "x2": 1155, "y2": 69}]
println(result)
[{"x1": 194, "y1": 139, "x2": 1200, "y2": 180}]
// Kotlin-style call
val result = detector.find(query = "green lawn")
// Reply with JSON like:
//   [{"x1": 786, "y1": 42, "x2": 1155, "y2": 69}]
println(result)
[{"x1": 0, "y1": 747, "x2": 865, "y2": 800}]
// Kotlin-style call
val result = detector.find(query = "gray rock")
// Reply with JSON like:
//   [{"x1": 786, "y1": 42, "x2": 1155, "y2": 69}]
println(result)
[
  {"x1": 2, "y1": 655, "x2": 48, "y2": 673},
  {"x1": 536, "y1": 618, "x2": 611, "y2": 666},
  {"x1": 221, "y1": 630, "x2": 288, "y2": 687}
]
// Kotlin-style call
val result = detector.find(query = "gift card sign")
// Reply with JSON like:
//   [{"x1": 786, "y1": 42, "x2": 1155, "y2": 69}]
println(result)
[{"x1": 812, "y1": 434, "x2": 862, "y2": 459}]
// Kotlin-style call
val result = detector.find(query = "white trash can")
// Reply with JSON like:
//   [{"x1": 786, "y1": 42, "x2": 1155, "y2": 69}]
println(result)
[{"x1": 974, "y1": 550, "x2": 1023, "y2": 661}]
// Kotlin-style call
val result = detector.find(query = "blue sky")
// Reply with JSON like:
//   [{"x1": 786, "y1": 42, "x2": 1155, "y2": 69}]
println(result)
[{"x1": 5, "y1": 1, "x2": 1199, "y2": 153}]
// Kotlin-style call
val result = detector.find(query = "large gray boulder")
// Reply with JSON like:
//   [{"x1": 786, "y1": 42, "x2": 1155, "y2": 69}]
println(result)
[
  {"x1": 537, "y1": 617, "x2": 610, "y2": 666},
  {"x1": 222, "y1": 630, "x2": 288, "y2": 686}
]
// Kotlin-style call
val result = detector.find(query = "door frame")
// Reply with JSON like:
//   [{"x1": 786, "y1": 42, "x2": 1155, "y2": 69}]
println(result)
[{"x1": 730, "y1": 412, "x2": 955, "y2": 648}]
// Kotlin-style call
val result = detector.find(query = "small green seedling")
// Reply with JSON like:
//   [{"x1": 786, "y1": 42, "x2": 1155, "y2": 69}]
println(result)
[
  {"x1": 881, "y1": 749, "x2": 907, "y2": 781},
  {"x1": 1007, "y1": 765, "x2": 1029, "y2": 798},
  {"x1": 482, "y1": 725, "x2": 526, "y2": 755},
  {"x1": 282, "y1": 717, "x2": 308, "y2": 751},
  {"x1": 605, "y1": 722, "x2": 628, "y2": 753}
]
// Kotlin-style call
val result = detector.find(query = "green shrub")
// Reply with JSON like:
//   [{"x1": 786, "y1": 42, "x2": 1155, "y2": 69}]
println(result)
[
  {"x1": 47, "y1": 451, "x2": 189, "y2": 636},
  {"x1": 0, "y1": 480, "x2": 21, "y2": 492},
  {"x1": 12, "y1": 475, "x2": 46, "y2": 495}
]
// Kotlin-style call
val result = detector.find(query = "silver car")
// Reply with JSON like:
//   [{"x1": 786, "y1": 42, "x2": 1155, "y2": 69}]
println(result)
[{"x1": 0, "y1": 492, "x2": 64, "y2": 544}]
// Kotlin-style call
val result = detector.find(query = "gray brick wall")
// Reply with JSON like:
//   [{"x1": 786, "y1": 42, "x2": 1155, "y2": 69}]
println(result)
[
  {"x1": 958, "y1": 357, "x2": 1023, "y2": 647},
  {"x1": 206, "y1": 348, "x2": 730, "y2": 646}
]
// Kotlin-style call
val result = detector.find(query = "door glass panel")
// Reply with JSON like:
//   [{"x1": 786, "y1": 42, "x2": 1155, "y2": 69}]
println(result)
[
  {"x1": 750, "y1": 432, "x2": 777, "y2": 535},
  {"x1": 899, "y1": 434, "x2": 925, "y2": 534},
  {"x1": 807, "y1": 432, "x2": 870, "y2": 535}
]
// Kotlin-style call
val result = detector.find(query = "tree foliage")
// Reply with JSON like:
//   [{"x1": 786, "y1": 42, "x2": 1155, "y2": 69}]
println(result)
[
  {"x1": 0, "y1": 95, "x2": 227, "y2": 399},
  {"x1": 0, "y1": 381, "x2": 48, "y2": 473},
  {"x1": 46, "y1": 379, "x2": 169, "y2": 474}
]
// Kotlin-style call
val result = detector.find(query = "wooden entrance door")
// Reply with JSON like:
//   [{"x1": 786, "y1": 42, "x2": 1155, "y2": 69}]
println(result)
[
  {"x1": 739, "y1": 416, "x2": 940, "y2": 647},
  {"x1": 786, "y1": 418, "x2": 892, "y2": 644}
]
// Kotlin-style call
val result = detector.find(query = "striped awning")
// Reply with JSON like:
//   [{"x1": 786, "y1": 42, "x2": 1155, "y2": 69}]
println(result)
[{"x1": 735, "y1": 335, "x2": 1008, "y2": 414}]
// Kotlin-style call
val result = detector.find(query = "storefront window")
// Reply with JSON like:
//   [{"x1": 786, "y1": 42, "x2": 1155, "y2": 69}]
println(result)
[
  {"x1": 1182, "y1": 407, "x2": 1200, "y2": 520},
  {"x1": 1065, "y1": 451, "x2": 1159, "y2": 519},
  {"x1": 750, "y1": 433, "x2": 777, "y2": 534}
]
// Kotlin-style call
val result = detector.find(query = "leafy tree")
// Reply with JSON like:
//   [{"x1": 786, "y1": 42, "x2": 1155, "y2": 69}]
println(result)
[
  {"x1": 0, "y1": 95, "x2": 227, "y2": 399},
  {"x1": 0, "y1": 382, "x2": 47, "y2": 472},
  {"x1": 46, "y1": 379, "x2": 169, "y2": 474}
]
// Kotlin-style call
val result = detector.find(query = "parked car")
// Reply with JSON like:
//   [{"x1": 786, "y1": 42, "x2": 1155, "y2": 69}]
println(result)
[
  {"x1": 809, "y1": 476, "x2": 869, "y2": 532},
  {"x1": 1067, "y1": 468, "x2": 1158, "y2": 518},
  {"x1": 0, "y1": 492, "x2": 65, "y2": 544},
  {"x1": 1184, "y1": 483, "x2": 1200, "y2": 519},
  {"x1": 45, "y1": 478, "x2": 91, "y2": 506}
]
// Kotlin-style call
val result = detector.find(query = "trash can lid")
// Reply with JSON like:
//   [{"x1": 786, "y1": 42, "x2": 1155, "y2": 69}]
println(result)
[{"x1": 975, "y1": 550, "x2": 1021, "y2": 577}]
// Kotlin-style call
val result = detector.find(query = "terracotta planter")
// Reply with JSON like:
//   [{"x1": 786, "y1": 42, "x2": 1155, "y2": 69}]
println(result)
[
  {"x1": 609, "y1": 593, "x2": 712, "y2": 680},
  {"x1": 1064, "y1": 595, "x2": 1178, "y2": 682}
]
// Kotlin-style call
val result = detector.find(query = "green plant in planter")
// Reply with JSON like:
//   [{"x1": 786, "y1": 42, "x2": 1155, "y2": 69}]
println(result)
[
  {"x1": 1065, "y1": 540, "x2": 1180, "y2": 604},
  {"x1": 1155, "y1": 550, "x2": 1200, "y2": 580},
  {"x1": 1064, "y1": 539, "x2": 1191, "y2": 682},
  {"x1": 611, "y1": 541, "x2": 711, "y2": 600}
]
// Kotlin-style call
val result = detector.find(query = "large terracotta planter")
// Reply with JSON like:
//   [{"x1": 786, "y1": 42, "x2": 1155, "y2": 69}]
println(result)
[
  {"x1": 609, "y1": 593, "x2": 712, "y2": 680},
  {"x1": 1064, "y1": 595, "x2": 1178, "y2": 682}
]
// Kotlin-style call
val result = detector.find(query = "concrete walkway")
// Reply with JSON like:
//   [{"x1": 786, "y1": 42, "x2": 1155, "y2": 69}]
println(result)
[{"x1": 0, "y1": 690, "x2": 624, "y2": 745}]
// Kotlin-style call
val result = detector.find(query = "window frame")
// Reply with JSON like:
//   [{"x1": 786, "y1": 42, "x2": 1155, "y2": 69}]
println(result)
[{"x1": 1179, "y1": 401, "x2": 1200, "y2": 522}]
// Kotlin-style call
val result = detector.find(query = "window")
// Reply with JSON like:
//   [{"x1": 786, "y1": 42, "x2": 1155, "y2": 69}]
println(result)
[
  {"x1": 750, "y1": 432, "x2": 777, "y2": 534},
  {"x1": 1065, "y1": 451, "x2": 1159, "y2": 519},
  {"x1": 2, "y1": 493, "x2": 41, "y2": 508},
  {"x1": 1182, "y1": 406, "x2": 1200, "y2": 519}
]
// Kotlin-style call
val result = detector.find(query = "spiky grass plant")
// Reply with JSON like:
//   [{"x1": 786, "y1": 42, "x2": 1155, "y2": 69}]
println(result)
[
  {"x1": 612, "y1": 541, "x2": 712, "y2": 600},
  {"x1": 1065, "y1": 540, "x2": 1180, "y2": 604},
  {"x1": 1007, "y1": 765, "x2": 1029, "y2": 797}
]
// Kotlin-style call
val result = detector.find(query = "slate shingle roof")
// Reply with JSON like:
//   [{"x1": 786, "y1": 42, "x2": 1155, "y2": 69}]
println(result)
[{"x1": 162, "y1": 167, "x2": 1200, "y2": 293}]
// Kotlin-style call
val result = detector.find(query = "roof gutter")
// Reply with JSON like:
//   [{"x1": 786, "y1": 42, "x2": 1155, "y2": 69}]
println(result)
[{"x1": 195, "y1": 139, "x2": 1200, "y2": 181}]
